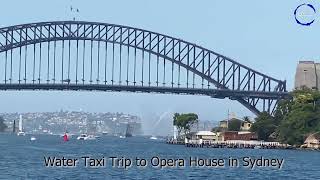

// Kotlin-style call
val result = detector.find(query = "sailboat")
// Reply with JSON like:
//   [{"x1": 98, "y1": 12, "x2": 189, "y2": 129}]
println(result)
[
  {"x1": 17, "y1": 115, "x2": 26, "y2": 136},
  {"x1": 125, "y1": 123, "x2": 133, "y2": 138},
  {"x1": 63, "y1": 132, "x2": 69, "y2": 141},
  {"x1": 12, "y1": 120, "x2": 16, "y2": 134}
]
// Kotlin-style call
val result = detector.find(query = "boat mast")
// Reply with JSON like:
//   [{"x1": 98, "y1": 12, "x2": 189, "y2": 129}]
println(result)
[
  {"x1": 13, "y1": 120, "x2": 16, "y2": 133},
  {"x1": 125, "y1": 124, "x2": 129, "y2": 136}
]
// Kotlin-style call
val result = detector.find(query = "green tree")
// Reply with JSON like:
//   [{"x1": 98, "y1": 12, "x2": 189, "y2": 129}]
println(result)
[
  {"x1": 277, "y1": 102, "x2": 320, "y2": 145},
  {"x1": 173, "y1": 113, "x2": 198, "y2": 136},
  {"x1": 251, "y1": 89, "x2": 320, "y2": 145},
  {"x1": 250, "y1": 112, "x2": 276, "y2": 141},
  {"x1": 0, "y1": 116, "x2": 7, "y2": 132},
  {"x1": 173, "y1": 113, "x2": 182, "y2": 136},
  {"x1": 273, "y1": 99, "x2": 292, "y2": 123},
  {"x1": 212, "y1": 126, "x2": 225, "y2": 132},
  {"x1": 228, "y1": 118, "x2": 242, "y2": 131}
]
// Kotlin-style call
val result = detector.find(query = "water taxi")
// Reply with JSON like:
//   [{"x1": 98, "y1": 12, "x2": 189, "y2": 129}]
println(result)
[{"x1": 77, "y1": 134, "x2": 96, "y2": 140}]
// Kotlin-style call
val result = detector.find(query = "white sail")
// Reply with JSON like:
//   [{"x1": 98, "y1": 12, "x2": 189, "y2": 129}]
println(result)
[
  {"x1": 19, "y1": 115, "x2": 23, "y2": 132},
  {"x1": 17, "y1": 115, "x2": 25, "y2": 136}
]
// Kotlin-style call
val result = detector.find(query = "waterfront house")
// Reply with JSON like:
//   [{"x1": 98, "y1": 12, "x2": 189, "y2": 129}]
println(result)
[
  {"x1": 218, "y1": 113, "x2": 253, "y2": 132},
  {"x1": 219, "y1": 120, "x2": 228, "y2": 129},
  {"x1": 303, "y1": 132, "x2": 320, "y2": 149},
  {"x1": 240, "y1": 121, "x2": 252, "y2": 131},
  {"x1": 196, "y1": 131, "x2": 217, "y2": 141},
  {"x1": 185, "y1": 131, "x2": 218, "y2": 145},
  {"x1": 218, "y1": 112, "x2": 237, "y2": 130}
]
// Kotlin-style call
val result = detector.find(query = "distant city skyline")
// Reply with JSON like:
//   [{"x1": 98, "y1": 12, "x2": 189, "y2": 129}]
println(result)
[{"x1": 0, "y1": 0, "x2": 318, "y2": 128}]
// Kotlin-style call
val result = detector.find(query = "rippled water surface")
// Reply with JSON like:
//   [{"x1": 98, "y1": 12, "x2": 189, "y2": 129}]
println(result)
[{"x1": 0, "y1": 134, "x2": 319, "y2": 180}]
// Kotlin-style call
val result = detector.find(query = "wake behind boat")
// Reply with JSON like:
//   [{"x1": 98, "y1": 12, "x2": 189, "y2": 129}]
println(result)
[{"x1": 150, "y1": 136, "x2": 158, "y2": 140}]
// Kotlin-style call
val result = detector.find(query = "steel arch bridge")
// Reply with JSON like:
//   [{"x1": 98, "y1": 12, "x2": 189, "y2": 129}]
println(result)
[{"x1": 0, "y1": 21, "x2": 289, "y2": 115}]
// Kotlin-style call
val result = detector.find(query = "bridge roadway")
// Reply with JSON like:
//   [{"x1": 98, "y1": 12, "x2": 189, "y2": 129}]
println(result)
[{"x1": 0, "y1": 83, "x2": 290, "y2": 100}]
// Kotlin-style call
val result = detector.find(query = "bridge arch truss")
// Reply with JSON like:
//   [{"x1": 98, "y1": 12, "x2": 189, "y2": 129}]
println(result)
[{"x1": 0, "y1": 21, "x2": 288, "y2": 115}]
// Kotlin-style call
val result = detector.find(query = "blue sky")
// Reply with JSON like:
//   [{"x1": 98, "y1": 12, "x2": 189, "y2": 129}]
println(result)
[{"x1": 0, "y1": 0, "x2": 319, "y2": 134}]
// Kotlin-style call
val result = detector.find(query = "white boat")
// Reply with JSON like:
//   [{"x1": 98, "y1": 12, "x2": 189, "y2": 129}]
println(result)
[
  {"x1": 17, "y1": 115, "x2": 26, "y2": 136},
  {"x1": 119, "y1": 135, "x2": 125, "y2": 139},
  {"x1": 17, "y1": 131, "x2": 26, "y2": 136},
  {"x1": 77, "y1": 134, "x2": 96, "y2": 140},
  {"x1": 77, "y1": 134, "x2": 87, "y2": 140},
  {"x1": 150, "y1": 136, "x2": 158, "y2": 140},
  {"x1": 30, "y1": 136, "x2": 36, "y2": 141}
]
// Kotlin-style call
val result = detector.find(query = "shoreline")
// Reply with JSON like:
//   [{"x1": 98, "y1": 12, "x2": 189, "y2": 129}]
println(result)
[{"x1": 166, "y1": 139, "x2": 320, "y2": 151}]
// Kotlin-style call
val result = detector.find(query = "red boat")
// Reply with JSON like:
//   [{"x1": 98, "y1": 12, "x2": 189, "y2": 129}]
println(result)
[{"x1": 63, "y1": 133, "x2": 69, "y2": 141}]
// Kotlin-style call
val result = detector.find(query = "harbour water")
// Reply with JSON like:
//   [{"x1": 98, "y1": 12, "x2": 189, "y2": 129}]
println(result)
[{"x1": 0, "y1": 134, "x2": 319, "y2": 180}]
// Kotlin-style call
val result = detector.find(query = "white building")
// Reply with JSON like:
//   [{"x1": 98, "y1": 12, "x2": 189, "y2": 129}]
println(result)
[{"x1": 185, "y1": 131, "x2": 218, "y2": 144}]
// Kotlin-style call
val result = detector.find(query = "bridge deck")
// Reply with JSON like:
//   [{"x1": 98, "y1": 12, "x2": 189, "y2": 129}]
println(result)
[{"x1": 0, "y1": 84, "x2": 290, "y2": 99}]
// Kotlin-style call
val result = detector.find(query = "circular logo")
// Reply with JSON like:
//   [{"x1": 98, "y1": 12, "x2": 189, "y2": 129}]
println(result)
[{"x1": 294, "y1": 3, "x2": 316, "y2": 26}]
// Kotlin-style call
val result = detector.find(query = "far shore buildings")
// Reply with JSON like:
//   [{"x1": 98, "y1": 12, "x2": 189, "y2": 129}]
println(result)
[{"x1": 295, "y1": 61, "x2": 320, "y2": 90}]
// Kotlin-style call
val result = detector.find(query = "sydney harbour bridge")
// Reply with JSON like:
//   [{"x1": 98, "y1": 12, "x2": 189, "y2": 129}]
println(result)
[{"x1": 0, "y1": 21, "x2": 290, "y2": 115}]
